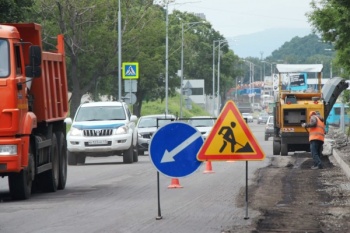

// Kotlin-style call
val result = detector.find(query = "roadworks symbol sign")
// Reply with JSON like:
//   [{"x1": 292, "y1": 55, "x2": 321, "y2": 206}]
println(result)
[
  {"x1": 122, "y1": 62, "x2": 139, "y2": 79},
  {"x1": 197, "y1": 100, "x2": 265, "y2": 161}
]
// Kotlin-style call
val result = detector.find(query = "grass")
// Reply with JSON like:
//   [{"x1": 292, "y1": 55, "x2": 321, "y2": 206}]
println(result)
[{"x1": 140, "y1": 94, "x2": 211, "y2": 118}]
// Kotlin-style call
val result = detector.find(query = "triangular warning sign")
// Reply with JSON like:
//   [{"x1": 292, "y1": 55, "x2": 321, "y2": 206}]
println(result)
[{"x1": 197, "y1": 100, "x2": 265, "y2": 161}]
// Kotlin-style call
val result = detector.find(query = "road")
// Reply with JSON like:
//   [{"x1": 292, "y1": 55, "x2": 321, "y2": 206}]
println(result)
[{"x1": 0, "y1": 120, "x2": 272, "y2": 233}]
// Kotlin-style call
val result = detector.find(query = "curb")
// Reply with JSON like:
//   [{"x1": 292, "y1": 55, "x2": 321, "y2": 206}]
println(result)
[{"x1": 330, "y1": 149, "x2": 350, "y2": 180}]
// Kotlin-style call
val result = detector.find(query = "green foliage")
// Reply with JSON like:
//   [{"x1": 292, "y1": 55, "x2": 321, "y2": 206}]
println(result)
[
  {"x1": 308, "y1": 0, "x2": 350, "y2": 77},
  {"x1": 342, "y1": 90, "x2": 350, "y2": 104},
  {"x1": 264, "y1": 34, "x2": 337, "y2": 78},
  {"x1": 4, "y1": 0, "x2": 241, "y2": 118},
  {"x1": 141, "y1": 93, "x2": 210, "y2": 118},
  {"x1": 269, "y1": 34, "x2": 334, "y2": 62},
  {"x1": 0, "y1": 0, "x2": 32, "y2": 22}
]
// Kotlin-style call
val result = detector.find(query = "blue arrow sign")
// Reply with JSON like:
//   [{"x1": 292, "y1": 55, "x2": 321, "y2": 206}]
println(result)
[{"x1": 149, "y1": 122, "x2": 204, "y2": 178}]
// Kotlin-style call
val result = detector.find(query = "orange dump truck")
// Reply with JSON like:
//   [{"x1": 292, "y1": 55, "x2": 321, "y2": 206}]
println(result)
[{"x1": 0, "y1": 23, "x2": 68, "y2": 200}]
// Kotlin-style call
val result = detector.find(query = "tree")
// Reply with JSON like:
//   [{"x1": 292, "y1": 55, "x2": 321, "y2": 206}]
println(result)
[
  {"x1": 308, "y1": 0, "x2": 350, "y2": 75},
  {"x1": 28, "y1": 0, "x2": 166, "y2": 117},
  {"x1": 23, "y1": 1, "x2": 242, "y2": 117},
  {"x1": 167, "y1": 11, "x2": 241, "y2": 109},
  {"x1": 0, "y1": 0, "x2": 32, "y2": 22},
  {"x1": 266, "y1": 34, "x2": 336, "y2": 78}
]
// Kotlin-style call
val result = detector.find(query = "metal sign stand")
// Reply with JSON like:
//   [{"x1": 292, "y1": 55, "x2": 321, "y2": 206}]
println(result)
[
  {"x1": 244, "y1": 161, "x2": 250, "y2": 220},
  {"x1": 156, "y1": 171, "x2": 162, "y2": 220}
]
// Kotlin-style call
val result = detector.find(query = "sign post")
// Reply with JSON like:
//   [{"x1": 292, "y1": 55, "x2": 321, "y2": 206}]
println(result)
[
  {"x1": 149, "y1": 121, "x2": 204, "y2": 220},
  {"x1": 197, "y1": 100, "x2": 265, "y2": 219},
  {"x1": 122, "y1": 62, "x2": 139, "y2": 112}
]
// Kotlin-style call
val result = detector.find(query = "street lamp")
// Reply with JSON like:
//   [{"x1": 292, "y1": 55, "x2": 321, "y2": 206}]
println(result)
[
  {"x1": 212, "y1": 39, "x2": 227, "y2": 117},
  {"x1": 261, "y1": 60, "x2": 276, "y2": 77},
  {"x1": 155, "y1": 0, "x2": 175, "y2": 115},
  {"x1": 180, "y1": 21, "x2": 203, "y2": 118},
  {"x1": 243, "y1": 60, "x2": 259, "y2": 104},
  {"x1": 324, "y1": 49, "x2": 334, "y2": 79},
  {"x1": 118, "y1": 0, "x2": 122, "y2": 101}
]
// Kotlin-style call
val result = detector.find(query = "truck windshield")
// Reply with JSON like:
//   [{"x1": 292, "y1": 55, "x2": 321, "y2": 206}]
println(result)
[{"x1": 0, "y1": 39, "x2": 9, "y2": 77}]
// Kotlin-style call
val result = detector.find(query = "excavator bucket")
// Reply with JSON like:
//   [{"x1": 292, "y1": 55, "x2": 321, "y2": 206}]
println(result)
[{"x1": 322, "y1": 77, "x2": 349, "y2": 120}]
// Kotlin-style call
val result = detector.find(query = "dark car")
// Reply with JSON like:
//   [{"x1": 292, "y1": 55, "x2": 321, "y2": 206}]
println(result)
[
  {"x1": 265, "y1": 116, "x2": 274, "y2": 141},
  {"x1": 257, "y1": 112, "x2": 269, "y2": 124},
  {"x1": 136, "y1": 114, "x2": 176, "y2": 155}
]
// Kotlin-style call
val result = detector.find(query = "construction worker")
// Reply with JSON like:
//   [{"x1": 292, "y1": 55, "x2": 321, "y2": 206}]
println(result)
[{"x1": 301, "y1": 111, "x2": 325, "y2": 169}]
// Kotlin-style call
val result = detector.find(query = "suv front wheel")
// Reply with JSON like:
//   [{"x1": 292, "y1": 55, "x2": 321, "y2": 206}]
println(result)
[{"x1": 123, "y1": 143, "x2": 134, "y2": 164}]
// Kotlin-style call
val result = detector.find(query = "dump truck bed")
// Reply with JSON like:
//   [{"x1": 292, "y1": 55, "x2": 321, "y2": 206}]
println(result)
[{"x1": 6, "y1": 23, "x2": 69, "y2": 123}]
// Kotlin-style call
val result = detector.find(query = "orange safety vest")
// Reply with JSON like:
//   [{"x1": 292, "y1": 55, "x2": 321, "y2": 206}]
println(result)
[{"x1": 309, "y1": 116, "x2": 325, "y2": 142}]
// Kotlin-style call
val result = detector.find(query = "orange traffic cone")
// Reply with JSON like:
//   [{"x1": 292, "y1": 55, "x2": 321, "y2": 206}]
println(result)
[
  {"x1": 203, "y1": 161, "x2": 215, "y2": 174},
  {"x1": 168, "y1": 178, "x2": 183, "y2": 188}
]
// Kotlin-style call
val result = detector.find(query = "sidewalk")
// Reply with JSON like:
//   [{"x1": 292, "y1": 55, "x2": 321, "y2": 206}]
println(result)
[
  {"x1": 324, "y1": 127, "x2": 350, "y2": 179},
  {"x1": 330, "y1": 146, "x2": 350, "y2": 179}
]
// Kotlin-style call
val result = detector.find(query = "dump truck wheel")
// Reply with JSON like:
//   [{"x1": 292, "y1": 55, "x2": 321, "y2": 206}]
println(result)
[
  {"x1": 281, "y1": 143, "x2": 288, "y2": 156},
  {"x1": 56, "y1": 132, "x2": 67, "y2": 190},
  {"x1": 273, "y1": 140, "x2": 281, "y2": 155},
  {"x1": 9, "y1": 151, "x2": 34, "y2": 200},
  {"x1": 40, "y1": 133, "x2": 59, "y2": 192}
]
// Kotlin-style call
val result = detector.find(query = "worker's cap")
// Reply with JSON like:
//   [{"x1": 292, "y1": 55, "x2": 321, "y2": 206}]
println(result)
[{"x1": 309, "y1": 111, "x2": 316, "y2": 117}]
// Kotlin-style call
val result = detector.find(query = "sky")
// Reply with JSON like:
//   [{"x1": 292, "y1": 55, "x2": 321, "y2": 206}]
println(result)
[{"x1": 169, "y1": 0, "x2": 314, "y2": 38}]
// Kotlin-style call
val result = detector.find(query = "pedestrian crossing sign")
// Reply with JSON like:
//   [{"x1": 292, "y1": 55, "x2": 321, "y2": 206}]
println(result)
[
  {"x1": 197, "y1": 100, "x2": 265, "y2": 161},
  {"x1": 122, "y1": 62, "x2": 139, "y2": 79}
]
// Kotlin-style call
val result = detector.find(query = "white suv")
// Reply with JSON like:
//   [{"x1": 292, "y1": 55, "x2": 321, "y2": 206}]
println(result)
[{"x1": 65, "y1": 101, "x2": 138, "y2": 165}]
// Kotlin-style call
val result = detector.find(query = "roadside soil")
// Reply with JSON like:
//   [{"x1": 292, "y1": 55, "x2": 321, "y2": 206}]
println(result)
[{"x1": 230, "y1": 128, "x2": 350, "y2": 233}]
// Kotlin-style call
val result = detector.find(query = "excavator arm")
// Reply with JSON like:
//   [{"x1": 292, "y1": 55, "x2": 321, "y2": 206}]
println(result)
[{"x1": 322, "y1": 77, "x2": 349, "y2": 120}]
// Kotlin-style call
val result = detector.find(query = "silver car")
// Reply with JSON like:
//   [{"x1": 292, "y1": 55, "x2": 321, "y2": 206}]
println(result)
[
  {"x1": 242, "y1": 112, "x2": 254, "y2": 123},
  {"x1": 188, "y1": 116, "x2": 215, "y2": 140},
  {"x1": 265, "y1": 116, "x2": 274, "y2": 141},
  {"x1": 136, "y1": 114, "x2": 176, "y2": 155}
]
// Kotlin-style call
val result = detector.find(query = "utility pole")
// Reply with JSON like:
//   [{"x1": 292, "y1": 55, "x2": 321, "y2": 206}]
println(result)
[
  {"x1": 180, "y1": 21, "x2": 203, "y2": 118},
  {"x1": 118, "y1": 0, "x2": 122, "y2": 101}
]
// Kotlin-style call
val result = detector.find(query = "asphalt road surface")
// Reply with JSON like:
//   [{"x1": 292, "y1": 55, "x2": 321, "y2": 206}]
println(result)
[{"x1": 0, "y1": 120, "x2": 271, "y2": 233}]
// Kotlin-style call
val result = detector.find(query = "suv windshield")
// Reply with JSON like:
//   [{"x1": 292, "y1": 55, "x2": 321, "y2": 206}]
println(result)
[
  {"x1": 0, "y1": 40, "x2": 9, "y2": 77},
  {"x1": 75, "y1": 106, "x2": 126, "y2": 121}
]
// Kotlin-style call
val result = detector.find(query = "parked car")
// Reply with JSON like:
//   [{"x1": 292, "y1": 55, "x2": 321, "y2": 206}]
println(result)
[
  {"x1": 242, "y1": 112, "x2": 253, "y2": 123},
  {"x1": 188, "y1": 116, "x2": 215, "y2": 140},
  {"x1": 265, "y1": 116, "x2": 274, "y2": 141},
  {"x1": 136, "y1": 114, "x2": 176, "y2": 155},
  {"x1": 65, "y1": 101, "x2": 138, "y2": 165},
  {"x1": 257, "y1": 112, "x2": 269, "y2": 124}
]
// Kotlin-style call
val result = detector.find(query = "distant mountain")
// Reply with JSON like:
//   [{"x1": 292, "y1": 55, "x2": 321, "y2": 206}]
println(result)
[{"x1": 228, "y1": 28, "x2": 312, "y2": 58}]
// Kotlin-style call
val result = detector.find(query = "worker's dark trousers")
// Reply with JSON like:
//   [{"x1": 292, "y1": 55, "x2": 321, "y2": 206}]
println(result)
[{"x1": 310, "y1": 140, "x2": 323, "y2": 167}]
